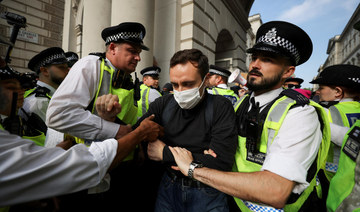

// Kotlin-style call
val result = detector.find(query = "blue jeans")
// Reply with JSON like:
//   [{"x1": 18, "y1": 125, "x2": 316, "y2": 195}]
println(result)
[{"x1": 154, "y1": 173, "x2": 229, "y2": 212}]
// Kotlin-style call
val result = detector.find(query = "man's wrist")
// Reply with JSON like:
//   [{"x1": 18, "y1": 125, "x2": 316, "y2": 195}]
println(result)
[{"x1": 188, "y1": 161, "x2": 203, "y2": 179}]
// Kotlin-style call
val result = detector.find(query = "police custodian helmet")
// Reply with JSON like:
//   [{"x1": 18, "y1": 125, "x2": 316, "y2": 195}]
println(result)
[
  {"x1": 310, "y1": 64, "x2": 360, "y2": 90},
  {"x1": 28, "y1": 47, "x2": 67, "y2": 73},
  {"x1": 247, "y1": 21, "x2": 313, "y2": 66},
  {"x1": 101, "y1": 22, "x2": 149, "y2": 51}
]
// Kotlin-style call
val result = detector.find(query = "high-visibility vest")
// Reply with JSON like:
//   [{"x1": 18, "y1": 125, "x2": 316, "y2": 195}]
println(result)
[
  {"x1": 209, "y1": 87, "x2": 239, "y2": 107},
  {"x1": 233, "y1": 93, "x2": 331, "y2": 212},
  {"x1": 0, "y1": 119, "x2": 45, "y2": 146},
  {"x1": 137, "y1": 84, "x2": 161, "y2": 118},
  {"x1": 325, "y1": 101, "x2": 360, "y2": 180},
  {"x1": 24, "y1": 86, "x2": 52, "y2": 99},
  {"x1": 326, "y1": 119, "x2": 360, "y2": 212},
  {"x1": 21, "y1": 86, "x2": 51, "y2": 147},
  {"x1": 75, "y1": 58, "x2": 138, "y2": 161}
]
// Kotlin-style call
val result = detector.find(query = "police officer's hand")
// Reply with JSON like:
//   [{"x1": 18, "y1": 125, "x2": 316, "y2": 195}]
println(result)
[
  {"x1": 56, "y1": 139, "x2": 74, "y2": 150},
  {"x1": 95, "y1": 94, "x2": 122, "y2": 122},
  {"x1": 137, "y1": 114, "x2": 164, "y2": 142},
  {"x1": 169, "y1": 146, "x2": 193, "y2": 176}
]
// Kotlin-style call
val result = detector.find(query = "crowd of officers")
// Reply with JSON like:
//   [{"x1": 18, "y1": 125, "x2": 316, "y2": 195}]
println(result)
[{"x1": 0, "y1": 16, "x2": 360, "y2": 212}]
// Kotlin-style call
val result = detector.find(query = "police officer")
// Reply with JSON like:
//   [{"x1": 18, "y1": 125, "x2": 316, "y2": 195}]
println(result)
[
  {"x1": 65, "y1": 51, "x2": 79, "y2": 68},
  {"x1": 283, "y1": 76, "x2": 303, "y2": 89},
  {"x1": 168, "y1": 21, "x2": 331, "y2": 211},
  {"x1": 45, "y1": 22, "x2": 152, "y2": 210},
  {"x1": 0, "y1": 56, "x2": 49, "y2": 147},
  {"x1": 0, "y1": 57, "x2": 163, "y2": 209},
  {"x1": 207, "y1": 65, "x2": 239, "y2": 106},
  {"x1": 46, "y1": 22, "x2": 148, "y2": 142},
  {"x1": 137, "y1": 66, "x2": 162, "y2": 118},
  {"x1": 21, "y1": 47, "x2": 69, "y2": 124},
  {"x1": 310, "y1": 64, "x2": 360, "y2": 181},
  {"x1": 326, "y1": 119, "x2": 360, "y2": 212}
]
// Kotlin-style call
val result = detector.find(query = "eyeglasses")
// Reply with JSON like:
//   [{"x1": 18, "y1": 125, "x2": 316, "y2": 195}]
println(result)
[{"x1": 287, "y1": 84, "x2": 301, "y2": 89}]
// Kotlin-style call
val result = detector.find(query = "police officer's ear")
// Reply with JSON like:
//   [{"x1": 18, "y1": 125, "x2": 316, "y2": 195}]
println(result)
[
  {"x1": 107, "y1": 42, "x2": 120, "y2": 55},
  {"x1": 334, "y1": 86, "x2": 344, "y2": 99},
  {"x1": 282, "y1": 66, "x2": 295, "y2": 81},
  {"x1": 39, "y1": 66, "x2": 49, "y2": 77}
]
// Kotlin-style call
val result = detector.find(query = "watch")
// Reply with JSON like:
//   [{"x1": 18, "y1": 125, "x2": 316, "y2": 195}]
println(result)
[{"x1": 188, "y1": 160, "x2": 203, "y2": 179}]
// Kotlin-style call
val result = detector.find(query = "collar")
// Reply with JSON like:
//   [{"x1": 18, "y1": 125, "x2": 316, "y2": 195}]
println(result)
[
  {"x1": 105, "y1": 57, "x2": 118, "y2": 72},
  {"x1": 340, "y1": 98, "x2": 355, "y2": 103},
  {"x1": 37, "y1": 81, "x2": 56, "y2": 96},
  {"x1": 217, "y1": 84, "x2": 228, "y2": 89},
  {"x1": 250, "y1": 87, "x2": 283, "y2": 108}
]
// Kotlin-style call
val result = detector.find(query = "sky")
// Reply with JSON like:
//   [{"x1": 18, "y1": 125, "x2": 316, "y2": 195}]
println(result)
[{"x1": 249, "y1": 0, "x2": 359, "y2": 89}]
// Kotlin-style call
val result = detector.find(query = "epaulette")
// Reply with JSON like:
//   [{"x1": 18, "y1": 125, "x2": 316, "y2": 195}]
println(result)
[
  {"x1": 34, "y1": 86, "x2": 51, "y2": 99},
  {"x1": 319, "y1": 101, "x2": 339, "y2": 108},
  {"x1": 89, "y1": 52, "x2": 106, "y2": 60},
  {"x1": 280, "y1": 89, "x2": 310, "y2": 107}
]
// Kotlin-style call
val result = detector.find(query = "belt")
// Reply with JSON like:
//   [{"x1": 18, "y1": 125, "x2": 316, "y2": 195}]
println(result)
[{"x1": 166, "y1": 170, "x2": 208, "y2": 188}]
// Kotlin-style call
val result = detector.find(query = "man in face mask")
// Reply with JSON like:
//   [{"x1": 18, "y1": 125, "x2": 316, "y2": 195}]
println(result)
[
  {"x1": 133, "y1": 49, "x2": 238, "y2": 212},
  {"x1": 166, "y1": 21, "x2": 331, "y2": 212}
]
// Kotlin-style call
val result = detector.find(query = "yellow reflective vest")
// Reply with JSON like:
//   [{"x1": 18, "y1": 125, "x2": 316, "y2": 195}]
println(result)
[
  {"x1": 75, "y1": 58, "x2": 138, "y2": 161},
  {"x1": 325, "y1": 101, "x2": 360, "y2": 180},
  {"x1": 233, "y1": 93, "x2": 331, "y2": 212},
  {"x1": 326, "y1": 119, "x2": 360, "y2": 212},
  {"x1": 137, "y1": 84, "x2": 161, "y2": 118}
]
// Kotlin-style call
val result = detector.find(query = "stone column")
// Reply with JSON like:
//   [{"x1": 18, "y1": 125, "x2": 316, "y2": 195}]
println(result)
[
  {"x1": 111, "y1": 0, "x2": 155, "y2": 75},
  {"x1": 82, "y1": 0, "x2": 111, "y2": 56},
  {"x1": 62, "y1": 0, "x2": 77, "y2": 52},
  {"x1": 154, "y1": 0, "x2": 181, "y2": 87}
]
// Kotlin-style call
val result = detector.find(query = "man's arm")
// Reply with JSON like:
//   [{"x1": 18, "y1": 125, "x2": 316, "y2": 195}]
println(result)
[
  {"x1": 109, "y1": 115, "x2": 164, "y2": 170},
  {"x1": 169, "y1": 147, "x2": 295, "y2": 209},
  {"x1": 0, "y1": 115, "x2": 163, "y2": 206},
  {"x1": 46, "y1": 56, "x2": 120, "y2": 140},
  {"x1": 168, "y1": 104, "x2": 322, "y2": 209}
]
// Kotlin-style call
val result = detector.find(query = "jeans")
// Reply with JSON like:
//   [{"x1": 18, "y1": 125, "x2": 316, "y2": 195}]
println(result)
[{"x1": 154, "y1": 173, "x2": 229, "y2": 212}]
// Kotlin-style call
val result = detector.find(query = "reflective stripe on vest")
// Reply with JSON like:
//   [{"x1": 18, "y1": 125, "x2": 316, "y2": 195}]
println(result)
[
  {"x1": 233, "y1": 96, "x2": 331, "y2": 212},
  {"x1": 137, "y1": 84, "x2": 150, "y2": 118},
  {"x1": 326, "y1": 120, "x2": 360, "y2": 212}
]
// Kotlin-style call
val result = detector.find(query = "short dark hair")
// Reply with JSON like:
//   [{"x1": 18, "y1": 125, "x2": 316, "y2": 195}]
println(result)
[{"x1": 170, "y1": 49, "x2": 209, "y2": 79}]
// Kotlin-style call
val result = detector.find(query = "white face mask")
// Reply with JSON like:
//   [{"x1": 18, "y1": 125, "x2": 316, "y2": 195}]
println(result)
[{"x1": 173, "y1": 77, "x2": 206, "y2": 109}]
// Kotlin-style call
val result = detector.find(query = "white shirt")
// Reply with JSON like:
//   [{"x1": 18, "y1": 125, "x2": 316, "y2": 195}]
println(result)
[
  {"x1": 46, "y1": 55, "x2": 120, "y2": 140},
  {"x1": 0, "y1": 129, "x2": 117, "y2": 206},
  {"x1": 250, "y1": 88, "x2": 322, "y2": 194},
  {"x1": 148, "y1": 88, "x2": 161, "y2": 104},
  {"x1": 207, "y1": 83, "x2": 228, "y2": 94},
  {"x1": 21, "y1": 81, "x2": 56, "y2": 122}
]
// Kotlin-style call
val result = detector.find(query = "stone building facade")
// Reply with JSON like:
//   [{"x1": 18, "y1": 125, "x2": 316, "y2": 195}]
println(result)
[
  {"x1": 320, "y1": 4, "x2": 360, "y2": 71},
  {"x1": 1, "y1": 0, "x2": 254, "y2": 87},
  {"x1": 0, "y1": 0, "x2": 65, "y2": 73},
  {"x1": 246, "y1": 13, "x2": 262, "y2": 69},
  {"x1": 63, "y1": 0, "x2": 253, "y2": 86}
]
